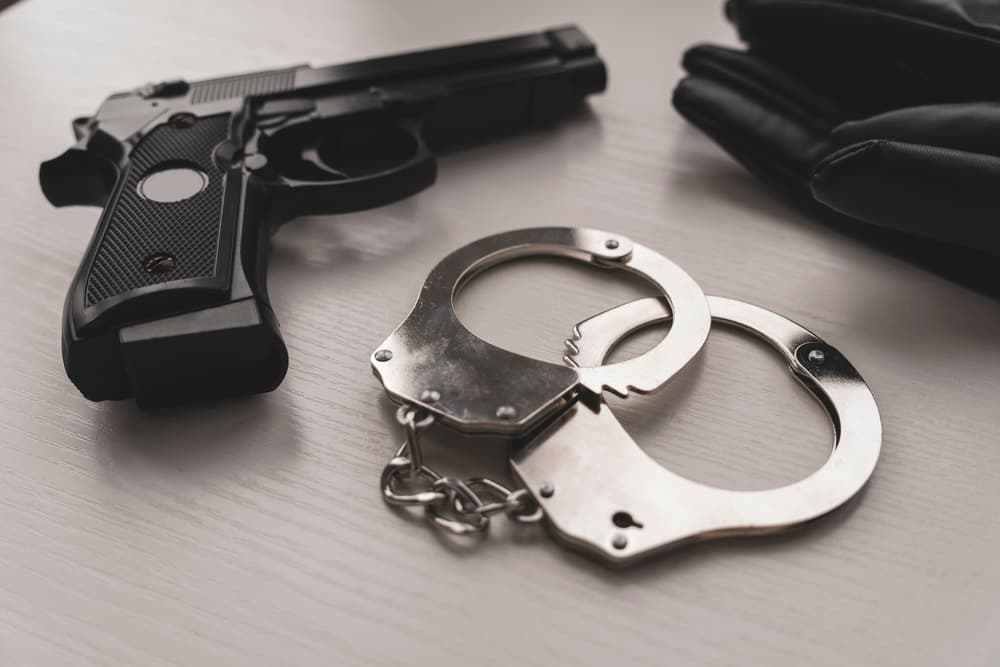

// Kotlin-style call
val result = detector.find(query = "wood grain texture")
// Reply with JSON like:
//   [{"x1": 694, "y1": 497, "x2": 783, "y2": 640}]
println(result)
[{"x1": 1, "y1": 0, "x2": 999, "y2": 665}]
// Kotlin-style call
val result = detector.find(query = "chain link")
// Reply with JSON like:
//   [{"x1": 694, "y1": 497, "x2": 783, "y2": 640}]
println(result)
[{"x1": 380, "y1": 405, "x2": 543, "y2": 535}]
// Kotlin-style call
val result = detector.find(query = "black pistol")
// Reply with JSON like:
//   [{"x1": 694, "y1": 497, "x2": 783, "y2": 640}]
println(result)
[{"x1": 40, "y1": 26, "x2": 606, "y2": 408}]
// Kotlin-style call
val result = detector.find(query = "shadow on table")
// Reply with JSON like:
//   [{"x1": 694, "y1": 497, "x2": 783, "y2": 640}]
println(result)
[
  {"x1": 91, "y1": 393, "x2": 302, "y2": 476},
  {"x1": 267, "y1": 106, "x2": 604, "y2": 274}
]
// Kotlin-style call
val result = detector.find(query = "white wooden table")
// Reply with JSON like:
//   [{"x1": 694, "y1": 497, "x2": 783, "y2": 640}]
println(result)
[{"x1": 2, "y1": 0, "x2": 998, "y2": 664}]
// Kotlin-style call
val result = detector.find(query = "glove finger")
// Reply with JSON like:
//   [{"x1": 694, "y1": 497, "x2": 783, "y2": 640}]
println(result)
[
  {"x1": 675, "y1": 48, "x2": 1000, "y2": 292},
  {"x1": 812, "y1": 139, "x2": 1000, "y2": 253},
  {"x1": 729, "y1": 0, "x2": 1000, "y2": 53},
  {"x1": 681, "y1": 44, "x2": 843, "y2": 127},
  {"x1": 832, "y1": 102, "x2": 1000, "y2": 158},
  {"x1": 727, "y1": 0, "x2": 1000, "y2": 102},
  {"x1": 674, "y1": 45, "x2": 838, "y2": 198}
]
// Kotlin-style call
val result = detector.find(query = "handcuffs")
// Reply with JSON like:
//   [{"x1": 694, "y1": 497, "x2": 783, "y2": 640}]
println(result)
[{"x1": 371, "y1": 227, "x2": 881, "y2": 567}]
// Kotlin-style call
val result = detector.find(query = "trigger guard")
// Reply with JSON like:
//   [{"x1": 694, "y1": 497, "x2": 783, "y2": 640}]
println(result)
[
  {"x1": 512, "y1": 296, "x2": 882, "y2": 566},
  {"x1": 371, "y1": 227, "x2": 711, "y2": 436},
  {"x1": 263, "y1": 119, "x2": 437, "y2": 217}
]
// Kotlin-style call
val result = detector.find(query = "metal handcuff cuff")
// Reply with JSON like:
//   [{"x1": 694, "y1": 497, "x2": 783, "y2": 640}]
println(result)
[{"x1": 371, "y1": 227, "x2": 881, "y2": 566}]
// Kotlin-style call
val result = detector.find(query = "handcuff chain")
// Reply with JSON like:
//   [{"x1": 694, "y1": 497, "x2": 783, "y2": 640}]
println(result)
[{"x1": 380, "y1": 405, "x2": 543, "y2": 535}]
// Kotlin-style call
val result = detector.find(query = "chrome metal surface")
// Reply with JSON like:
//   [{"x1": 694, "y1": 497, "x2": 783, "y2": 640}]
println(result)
[
  {"x1": 425, "y1": 478, "x2": 490, "y2": 535},
  {"x1": 395, "y1": 404, "x2": 432, "y2": 474},
  {"x1": 504, "y1": 491, "x2": 544, "y2": 523},
  {"x1": 379, "y1": 405, "x2": 544, "y2": 535},
  {"x1": 371, "y1": 227, "x2": 711, "y2": 435},
  {"x1": 511, "y1": 296, "x2": 882, "y2": 566},
  {"x1": 381, "y1": 456, "x2": 446, "y2": 507}
]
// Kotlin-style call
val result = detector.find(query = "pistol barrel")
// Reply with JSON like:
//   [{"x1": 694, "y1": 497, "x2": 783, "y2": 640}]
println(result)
[{"x1": 296, "y1": 25, "x2": 605, "y2": 97}]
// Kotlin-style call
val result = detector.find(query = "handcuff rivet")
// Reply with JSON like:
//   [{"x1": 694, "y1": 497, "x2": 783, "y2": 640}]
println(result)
[
  {"x1": 421, "y1": 389, "x2": 441, "y2": 403},
  {"x1": 496, "y1": 405, "x2": 517, "y2": 420},
  {"x1": 611, "y1": 533, "x2": 628, "y2": 550},
  {"x1": 539, "y1": 482, "x2": 555, "y2": 498},
  {"x1": 605, "y1": 239, "x2": 619, "y2": 250},
  {"x1": 808, "y1": 349, "x2": 826, "y2": 364},
  {"x1": 374, "y1": 349, "x2": 393, "y2": 362}
]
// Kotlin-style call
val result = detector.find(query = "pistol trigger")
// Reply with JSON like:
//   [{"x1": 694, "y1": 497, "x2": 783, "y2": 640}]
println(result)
[{"x1": 300, "y1": 147, "x2": 347, "y2": 180}]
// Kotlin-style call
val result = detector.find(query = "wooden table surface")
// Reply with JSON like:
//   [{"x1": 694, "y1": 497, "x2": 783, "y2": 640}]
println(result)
[{"x1": 2, "y1": 0, "x2": 999, "y2": 665}]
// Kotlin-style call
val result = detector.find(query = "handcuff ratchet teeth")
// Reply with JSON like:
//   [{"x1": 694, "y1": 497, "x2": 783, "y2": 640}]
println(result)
[
  {"x1": 371, "y1": 227, "x2": 711, "y2": 435},
  {"x1": 511, "y1": 296, "x2": 882, "y2": 566},
  {"x1": 370, "y1": 227, "x2": 881, "y2": 566}
]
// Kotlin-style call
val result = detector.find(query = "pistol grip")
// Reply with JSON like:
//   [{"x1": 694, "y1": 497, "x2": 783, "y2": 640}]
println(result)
[{"x1": 63, "y1": 112, "x2": 288, "y2": 407}]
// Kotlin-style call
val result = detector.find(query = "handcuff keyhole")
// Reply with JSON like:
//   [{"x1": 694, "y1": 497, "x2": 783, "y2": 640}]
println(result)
[{"x1": 612, "y1": 511, "x2": 643, "y2": 529}]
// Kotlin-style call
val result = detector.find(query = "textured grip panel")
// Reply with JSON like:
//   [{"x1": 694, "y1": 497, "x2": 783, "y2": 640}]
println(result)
[{"x1": 85, "y1": 114, "x2": 231, "y2": 307}]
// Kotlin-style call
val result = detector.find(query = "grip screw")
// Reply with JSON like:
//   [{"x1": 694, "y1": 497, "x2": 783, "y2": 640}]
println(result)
[
  {"x1": 168, "y1": 112, "x2": 197, "y2": 129},
  {"x1": 143, "y1": 252, "x2": 177, "y2": 275}
]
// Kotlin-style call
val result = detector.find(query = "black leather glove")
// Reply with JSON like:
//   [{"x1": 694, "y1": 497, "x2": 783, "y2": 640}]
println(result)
[{"x1": 673, "y1": 0, "x2": 1000, "y2": 294}]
